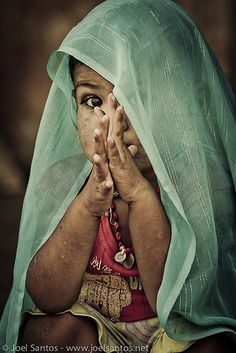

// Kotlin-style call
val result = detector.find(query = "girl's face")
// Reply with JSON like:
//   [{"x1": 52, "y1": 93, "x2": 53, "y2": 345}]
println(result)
[{"x1": 72, "y1": 63, "x2": 155, "y2": 182}]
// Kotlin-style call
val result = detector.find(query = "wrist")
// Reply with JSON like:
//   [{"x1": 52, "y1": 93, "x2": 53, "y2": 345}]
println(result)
[
  {"x1": 127, "y1": 179, "x2": 155, "y2": 206},
  {"x1": 77, "y1": 186, "x2": 112, "y2": 217},
  {"x1": 76, "y1": 191, "x2": 102, "y2": 218}
]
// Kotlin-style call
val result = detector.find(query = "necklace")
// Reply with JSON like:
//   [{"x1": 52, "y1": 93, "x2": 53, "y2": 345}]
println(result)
[
  {"x1": 106, "y1": 186, "x2": 160, "y2": 269},
  {"x1": 106, "y1": 201, "x2": 135, "y2": 269}
]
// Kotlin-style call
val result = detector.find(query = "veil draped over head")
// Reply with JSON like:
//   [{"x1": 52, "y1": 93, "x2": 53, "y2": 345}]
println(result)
[{"x1": 1, "y1": 0, "x2": 236, "y2": 346}]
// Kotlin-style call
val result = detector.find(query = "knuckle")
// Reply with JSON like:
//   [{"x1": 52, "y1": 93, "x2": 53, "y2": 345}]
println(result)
[
  {"x1": 116, "y1": 133, "x2": 123, "y2": 141},
  {"x1": 110, "y1": 159, "x2": 125, "y2": 169}
]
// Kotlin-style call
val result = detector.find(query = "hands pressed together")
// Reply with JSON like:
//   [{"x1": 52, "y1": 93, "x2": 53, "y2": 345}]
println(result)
[{"x1": 81, "y1": 93, "x2": 151, "y2": 216}]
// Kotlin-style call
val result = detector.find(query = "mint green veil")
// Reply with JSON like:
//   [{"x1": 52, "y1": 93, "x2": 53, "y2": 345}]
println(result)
[{"x1": 1, "y1": 0, "x2": 236, "y2": 346}]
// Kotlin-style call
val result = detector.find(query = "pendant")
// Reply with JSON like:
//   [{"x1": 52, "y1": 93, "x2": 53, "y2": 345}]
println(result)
[
  {"x1": 122, "y1": 253, "x2": 135, "y2": 269},
  {"x1": 114, "y1": 249, "x2": 126, "y2": 263}
]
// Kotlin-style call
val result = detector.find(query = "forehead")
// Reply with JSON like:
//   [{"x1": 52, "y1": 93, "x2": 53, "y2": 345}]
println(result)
[{"x1": 73, "y1": 63, "x2": 113, "y2": 90}]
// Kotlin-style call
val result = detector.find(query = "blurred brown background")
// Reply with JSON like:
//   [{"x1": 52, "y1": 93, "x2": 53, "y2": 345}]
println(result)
[{"x1": 0, "y1": 0, "x2": 236, "y2": 316}]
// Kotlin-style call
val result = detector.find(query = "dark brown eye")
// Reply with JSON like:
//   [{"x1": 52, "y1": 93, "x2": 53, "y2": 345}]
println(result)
[{"x1": 82, "y1": 96, "x2": 102, "y2": 108}]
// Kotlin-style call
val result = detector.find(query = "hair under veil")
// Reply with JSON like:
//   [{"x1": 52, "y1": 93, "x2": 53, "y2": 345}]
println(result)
[{"x1": 1, "y1": 0, "x2": 236, "y2": 346}]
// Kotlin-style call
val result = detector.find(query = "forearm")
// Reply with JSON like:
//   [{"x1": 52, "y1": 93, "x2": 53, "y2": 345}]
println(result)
[
  {"x1": 26, "y1": 114, "x2": 115, "y2": 313},
  {"x1": 129, "y1": 187, "x2": 170, "y2": 312},
  {"x1": 26, "y1": 193, "x2": 100, "y2": 313}
]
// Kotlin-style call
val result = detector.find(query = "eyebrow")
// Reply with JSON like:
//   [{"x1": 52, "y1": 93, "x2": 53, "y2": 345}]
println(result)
[{"x1": 74, "y1": 81, "x2": 100, "y2": 91}]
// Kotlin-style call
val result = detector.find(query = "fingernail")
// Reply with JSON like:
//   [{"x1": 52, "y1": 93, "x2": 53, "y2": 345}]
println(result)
[
  {"x1": 108, "y1": 136, "x2": 115, "y2": 145},
  {"x1": 102, "y1": 115, "x2": 108, "y2": 123},
  {"x1": 94, "y1": 128, "x2": 100, "y2": 136},
  {"x1": 106, "y1": 180, "x2": 113, "y2": 189},
  {"x1": 109, "y1": 93, "x2": 115, "y2": 101},
  {"x1": 93, "y1": 153, "x2": 100, "y2": 163}
]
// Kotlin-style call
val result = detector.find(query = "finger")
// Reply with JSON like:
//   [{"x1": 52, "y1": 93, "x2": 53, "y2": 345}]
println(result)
[
  {"x1": 94, "y1": 128, "x2": 107, "y2": 160},
  {"x1": 108, "y1": 93, "x2": 117, "y2": 137},
  {"x1": 93, "y1": 153, "x2": 114, "y2": 195},
  {"x1": 99, "y1": 114, "x2": 109, "y2": 148},
  {"x1": 107, "y1": 136, "x2": 122, "y2": 166},
  {"x1": 93, "y1": 153, "x2": 107, "y2": 182},
  {"x1": 94, "y1": 106, "x2": 109, "y2": 149},
  {"x1": 113, "y1": 105, "x2": 124, "y2": 141},
  {"x1": 94, "y1": 106, "x2": 105, "y2": 119},
  {"x1": 111, "y1": 106, "x2": 126, "y2": 159},
  {"x1": 101, "y1": 178, "x2": 114, "y2": 195}
]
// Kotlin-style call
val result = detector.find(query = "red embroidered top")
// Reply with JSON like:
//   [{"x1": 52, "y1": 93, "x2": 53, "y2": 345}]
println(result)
[{"x1": 79, "y1": 214, "x2": 156, "y2": 322}]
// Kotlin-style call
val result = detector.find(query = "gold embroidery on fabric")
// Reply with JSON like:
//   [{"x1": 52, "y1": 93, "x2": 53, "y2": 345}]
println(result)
[
  {"x1": 78, "y1": 273, "x2": 132, "y2": 322},
  {"x1": 129, "y1": 276, "x2": 143, "y2": 290},
  {"x1": 90, "y1": 256, "x2": 114, "y2": 274}
]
